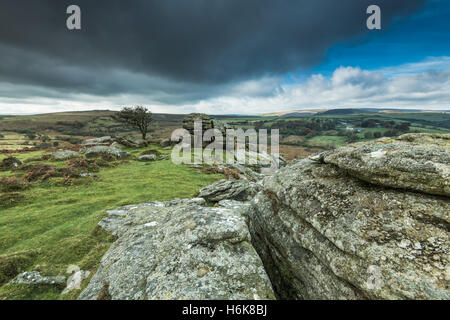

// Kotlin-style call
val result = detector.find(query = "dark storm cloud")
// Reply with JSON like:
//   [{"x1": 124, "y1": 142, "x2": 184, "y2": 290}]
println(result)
[{"x1": 0, "y1": 0, "x2": 424, "y2": 101}]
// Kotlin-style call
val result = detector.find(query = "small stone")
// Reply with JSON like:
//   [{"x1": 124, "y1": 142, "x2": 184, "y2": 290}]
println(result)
[{"x1": 398, "y1": 239, "x2": 411, "y2": 249}]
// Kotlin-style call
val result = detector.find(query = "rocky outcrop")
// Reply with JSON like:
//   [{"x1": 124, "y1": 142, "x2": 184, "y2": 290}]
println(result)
[
  {"x1": 82, "y1": 136, "x2": 113, "y2": 147},
  {"x1": 182, "y1": 113, "x2": 214, "y2": 135},
  {"x1": 319, "y1": 133, "x2": 449, "y2": 196},
  {"x1": 115, "y1": 133, "x2": 148, "y2": 148},
  {"x1": 248, "y1": 134, "x2": 450, "y2": 300},
  {"x1": 234, "y1": 150, "x2": 287, "y2": 173},
  {"x1": 79, "y1": 198, "x2": 275, "y2": 300},
  {"x1": 51, "y1": 149, "x2": 81, "y2": 160},
  {"x1": 198, "y1": 179, "x2": 261, "y2": 203},
  {"x1": 82, "y1": 135, "x2": 147, "y2": 149},
  {"x1": 82, "y1": 146, "x2": 130, "y2": 159}
]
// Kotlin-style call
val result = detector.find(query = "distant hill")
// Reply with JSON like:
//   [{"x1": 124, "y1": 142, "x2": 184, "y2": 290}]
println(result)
[
  {"x1": 316, "y1": 109, "x2": 374, "y2": 116},
  {"x1": 281, "y1": 112, "x2": 315, "y2": 117},
  {"x1": 263, "y1": 108, "x2": 450, "y2": 117}
]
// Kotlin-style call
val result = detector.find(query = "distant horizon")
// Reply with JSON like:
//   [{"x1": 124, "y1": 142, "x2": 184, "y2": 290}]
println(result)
[{"x1": 1, "y1": 106, "x2": 450, "y2": 117}]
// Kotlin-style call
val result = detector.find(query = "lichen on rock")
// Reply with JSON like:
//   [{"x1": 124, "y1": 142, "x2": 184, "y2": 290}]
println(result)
[
  {"x1": 320, "y1": 133, "x2": 450, "y2": 196},
  {"x1": 79, "y1": 198, "x2": 275, "y2": 300},
  {"x1": 248, "y1": 134, "x2": 450, "y2": 300}
]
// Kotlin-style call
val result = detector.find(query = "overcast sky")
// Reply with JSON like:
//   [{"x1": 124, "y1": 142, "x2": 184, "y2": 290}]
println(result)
[{"x1": 0, "y1": 0, "x2": 449, "y2": 115}]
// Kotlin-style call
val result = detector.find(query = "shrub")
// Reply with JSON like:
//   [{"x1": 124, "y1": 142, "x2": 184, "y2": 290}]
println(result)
[
  {"x1": 67, "y1": 158, "x2": 100, "y2": 172},
  {"x1": 364, "y1": 132, "x2": 373, "y2": 139},
  {"x1": 0, "y1": 177, "x2": 29, "y2": 192},
  {"x1": 98, "y1": 153, "x2": 118, "y2": 162},
  {"x1": 201, "y1": 165, "x2": 241, "y2": 180},
  {"x1": 57, "y1": 167, "x2": 82, "y2": 179},
  {"x1": 41, "y1": 135, "x2": 50, "y2": 142},
  {"x1": 22, "y1": 164, "x2": 56, "y2": 181},
  {"x1": 0, "y1": 157, "x2": 22, "y2": 171}
]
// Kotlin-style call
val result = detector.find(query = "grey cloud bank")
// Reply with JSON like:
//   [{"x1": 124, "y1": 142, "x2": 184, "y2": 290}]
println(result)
[{"x1": 0, "y1": 0, "x2": 436, "y2": 114}]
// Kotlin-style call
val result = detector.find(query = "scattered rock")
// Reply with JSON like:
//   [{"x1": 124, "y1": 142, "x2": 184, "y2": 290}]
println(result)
[
  {"x1": 11, "y1": 271, "x2": 66, "y2": 286},
  {"x1": 79, "y1": 198, "x2": 275, "y2": 300},
  {"x1": 198, "y1": 179, "x2": 261, "y2": 203},
  {"x1": 159, "y1": 138, "x2": 172, "y2": 147},
  {"x1": 115, "y1": 133, "x2": 148, "y2": 148},
  {"x1": 322, "y1": 133, "x2": 449, "y2": 196},
  {"x1": 82, "y1": 136, "x2": 113, "y2": 147},
  {"x1": 62, "y1": 265, "x2": 90, "y2": 294},
  {"x1": 110, "y1": 142, "x2": 125, "y2": 149},
  {"x1": 157, "y1": 154, "x2": 169, "y2": 160},
  {"x1": 138, "y1": 155, "x2": 156, "y2": 162},
  {"x1": 82, "y1": 146, "x2": 130, "y2": 159},
  {"x1": 80, "y1": 172, "x2": 94, "y2": 177},
  {"x1": 248, "y1": 135, "x2": 450, "y2": 300},
  {"x1": 51, "y1": 149, "x2": 81, "y2": 160}
]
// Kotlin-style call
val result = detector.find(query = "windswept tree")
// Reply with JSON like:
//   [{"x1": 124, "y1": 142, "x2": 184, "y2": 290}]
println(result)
[{"x1": 112, "y1": 106, "x2": 153, "y2": 139}]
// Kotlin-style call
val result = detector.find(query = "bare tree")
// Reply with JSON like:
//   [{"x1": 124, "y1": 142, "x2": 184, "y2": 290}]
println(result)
[{"x1": 112, "y1": 106, "x2": 153, "y2": 139}]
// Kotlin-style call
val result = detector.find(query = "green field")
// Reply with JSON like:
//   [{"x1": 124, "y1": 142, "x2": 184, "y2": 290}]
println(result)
[
  {"x1": 0, "y1": 146, "x2": 223, "y2": 300},
  {"x1": 218, "y1": 111, "x2": 450, "y2": 150}
]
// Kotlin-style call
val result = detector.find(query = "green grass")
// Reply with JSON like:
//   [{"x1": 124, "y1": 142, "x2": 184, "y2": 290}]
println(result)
[
  {"x1": 307, "y1": 135, "x2": 347, "y2": 147},
  {"x1": 409, "y1": 126, "x2": 450, "y2": 134},
  {"x1": 0, "y1": 147, "x2": 223, "y2": 300}
]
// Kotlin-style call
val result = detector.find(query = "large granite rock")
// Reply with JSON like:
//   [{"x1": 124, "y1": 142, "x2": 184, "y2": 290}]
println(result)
[
  {"x1": 79, "y1": 198, "x2": 275, "y2": 300},
  {"x1": 320, "y1": 133, "x2": 449, "y2": 196},
  {"x1": 249, "y1": 134, "x2": 449, "y2": 300},
  {"x1": 198, "y1": 179, "x2": 261, "y2": 203}
]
